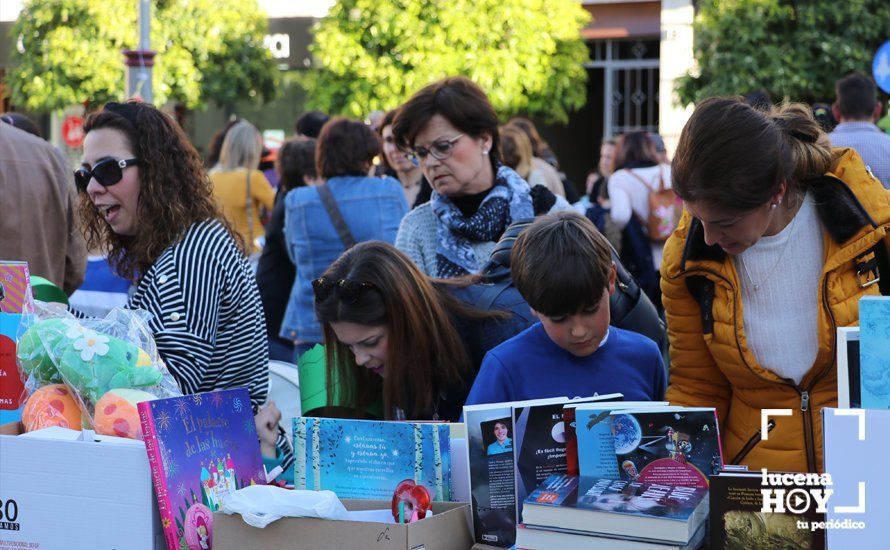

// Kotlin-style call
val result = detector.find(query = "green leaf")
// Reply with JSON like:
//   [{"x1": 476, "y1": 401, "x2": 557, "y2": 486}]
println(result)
[
  {"x1": 306, "y1": 0, "x2": 590, "y2": 123},
  {"x1": 9, "y1": 0, "x2": 279, "y2": 112}
]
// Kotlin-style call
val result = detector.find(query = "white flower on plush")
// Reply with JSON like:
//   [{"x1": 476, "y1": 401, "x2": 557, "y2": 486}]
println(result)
[
  {"x1": 64, "y1": 321, "x2": 90, "y2": 340},
  {"x1": 73, "y1": 331, "x2": 111, "y2": 361}
]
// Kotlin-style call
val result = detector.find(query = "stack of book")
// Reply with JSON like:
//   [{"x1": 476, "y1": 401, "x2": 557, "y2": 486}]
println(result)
[
  {"x1": 513, "y1": 404, "x2": 724, "y2": 548},
  {"x1": 518, "y1": 474, "x2": 708, "y2": 549}
]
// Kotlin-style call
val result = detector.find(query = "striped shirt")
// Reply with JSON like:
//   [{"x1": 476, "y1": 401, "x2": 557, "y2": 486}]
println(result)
[
  {"x1": 129, "y1": 219, "x2": 294, "y2": 473},
  {"x1": 128, "y1": 219, "x2": 270, "y2": 408}
]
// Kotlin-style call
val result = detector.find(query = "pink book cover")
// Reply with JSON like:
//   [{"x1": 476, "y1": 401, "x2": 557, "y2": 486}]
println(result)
[
  {"x1": 138, "y1": 387, "x2": 265, "y2": 550},
  {"x1": 0, "y1": 262, "x2": 30, "y2": 419}
]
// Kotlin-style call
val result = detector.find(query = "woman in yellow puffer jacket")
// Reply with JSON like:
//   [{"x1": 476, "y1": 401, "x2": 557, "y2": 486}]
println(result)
[{"x1": 661, "y1": 98, "x2": 890, "y2": 473}]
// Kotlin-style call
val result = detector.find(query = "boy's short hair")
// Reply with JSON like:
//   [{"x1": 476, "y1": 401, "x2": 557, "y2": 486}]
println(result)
[{"x1": 511, "y1": 211, "x2": 613, "y2": 317}]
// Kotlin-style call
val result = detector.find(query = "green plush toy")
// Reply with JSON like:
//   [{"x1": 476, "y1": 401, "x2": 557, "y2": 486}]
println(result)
[{"x1": 17, "y1": 318, "x2": 162, "y2": 404}]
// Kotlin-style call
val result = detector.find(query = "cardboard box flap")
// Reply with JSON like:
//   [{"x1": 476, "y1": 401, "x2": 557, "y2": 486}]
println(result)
[{"x1": 213, "y1": 500, "x2": 473, "y2": 550}]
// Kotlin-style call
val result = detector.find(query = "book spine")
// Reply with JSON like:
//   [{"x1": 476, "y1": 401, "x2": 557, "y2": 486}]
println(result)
[{"x1": 138, "y1": 401, "x2": 177, "y2": 550}]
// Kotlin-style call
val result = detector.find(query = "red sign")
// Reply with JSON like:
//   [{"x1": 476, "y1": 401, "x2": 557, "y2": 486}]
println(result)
[{"x1": 61, "y1": 115, "x2": 85, "y2": 148}]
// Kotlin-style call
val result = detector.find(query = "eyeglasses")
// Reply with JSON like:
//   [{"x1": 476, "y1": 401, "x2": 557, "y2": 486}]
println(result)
[
  {"x1": 410, "y1": 134, "x2": 464, "y2": 163},
  {"x1": 312, "y1": 277, "x2": 377, "y2": 304},
  {"x1": 74, "y1": 158, "x2": 140, "y2": 192}
]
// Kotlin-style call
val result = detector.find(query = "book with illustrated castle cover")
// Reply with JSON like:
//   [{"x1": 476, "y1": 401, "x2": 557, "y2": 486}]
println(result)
[{"x1": 139, "y1": 387, "x2": 266, "y2": 550}]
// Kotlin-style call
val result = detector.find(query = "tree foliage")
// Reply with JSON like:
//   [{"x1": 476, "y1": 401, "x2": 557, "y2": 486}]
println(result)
[
  {"x1": 677, "y1": 0, "x2": 890, "y2": 106},
  {"x1": 306, "y1": 0, "x2": 591, "y2": 123},
  {"x1": 9, "y1": 0, "x2": 277, "y2": 112}
]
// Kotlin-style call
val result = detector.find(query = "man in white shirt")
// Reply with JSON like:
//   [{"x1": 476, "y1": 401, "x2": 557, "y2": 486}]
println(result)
[{"x1": 829, "y1": 73, "x2": 890, "y2": 188}]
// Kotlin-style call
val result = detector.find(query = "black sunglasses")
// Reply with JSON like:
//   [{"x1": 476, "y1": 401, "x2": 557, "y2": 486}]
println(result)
[
  {"x1": 312, "y1": 277, "x2": 377, "y2": 304},
  {"x1": 74, "y1": 158, "x2": 140, "y2": 192}
]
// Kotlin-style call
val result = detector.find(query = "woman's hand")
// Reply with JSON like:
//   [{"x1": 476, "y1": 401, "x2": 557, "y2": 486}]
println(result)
[{"x1": 255, "y1": 401, "x2": 282, "y2": 459}]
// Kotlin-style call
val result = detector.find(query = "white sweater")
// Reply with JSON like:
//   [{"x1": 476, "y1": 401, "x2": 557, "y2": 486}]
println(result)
[
  {"x1": 607, "y1": 164, "x2": 672, "y2": 270},
  {"x1": 732, "y1": 193, "x2": 823, "y2": 385}
]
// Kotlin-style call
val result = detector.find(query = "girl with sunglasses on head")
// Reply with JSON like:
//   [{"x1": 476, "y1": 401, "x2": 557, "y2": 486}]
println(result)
[
  {"x1": 662, "y1": 98, "x2": 890, "y2": 473},
  {"x1": 392, "y1": 76, "x2": 571, "y2": 279},
  {"x1": 313, "y1": 241, "x2": 523, "y2": 422},
  {"x1": 77, "y1": 101, "x2": 273, "y2": 418}
]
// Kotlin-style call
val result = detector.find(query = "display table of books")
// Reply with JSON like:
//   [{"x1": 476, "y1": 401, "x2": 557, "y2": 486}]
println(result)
[{"x1": 1, "y1": 265, "x2": 888, "y2": 550}]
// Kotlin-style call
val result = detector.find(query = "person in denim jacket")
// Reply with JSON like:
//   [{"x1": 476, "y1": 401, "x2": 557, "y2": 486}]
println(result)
[{"x1": 280, "y1": 118, "x2": 408, "y2": 357}]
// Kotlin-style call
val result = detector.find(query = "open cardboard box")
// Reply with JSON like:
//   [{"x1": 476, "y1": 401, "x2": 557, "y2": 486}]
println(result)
[
  {"x1": 214, "y1": 499, "x2": 473, "y2": 550},
  {"x1": 0, "y1": 426, "x2": 164, "y2": 550}
]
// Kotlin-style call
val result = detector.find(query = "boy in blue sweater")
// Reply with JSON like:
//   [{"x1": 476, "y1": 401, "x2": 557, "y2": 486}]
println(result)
[{"x1": 465, "y1": 212, "x2": 665, "y2": 405}]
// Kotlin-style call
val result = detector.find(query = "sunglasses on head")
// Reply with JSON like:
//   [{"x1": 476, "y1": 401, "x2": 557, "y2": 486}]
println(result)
[
  {"x1": 312, "y1": 277, "x2": 377, "y2": 305},
  {"x1": 74, "y1": 158, "x2": 140, "y2": 192}
]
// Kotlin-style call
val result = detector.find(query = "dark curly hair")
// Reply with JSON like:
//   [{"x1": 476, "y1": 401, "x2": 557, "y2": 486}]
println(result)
[{"x1": 79, "y1": 101, "x2": 239, "y2": 281}]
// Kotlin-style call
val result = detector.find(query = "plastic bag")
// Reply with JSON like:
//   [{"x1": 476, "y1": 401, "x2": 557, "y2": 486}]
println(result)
[
  {"x1": 16, "y1": 300, "x2": 181, "y2": 439},
  {"x1": 221, "y1": 485, "x2": 347, "y2": 528}
]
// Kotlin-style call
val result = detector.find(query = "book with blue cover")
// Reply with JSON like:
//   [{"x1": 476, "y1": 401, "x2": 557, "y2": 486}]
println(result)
[
  {"x1": 293, "y1": 417, "x2": 451, "y2": 501},
  {"x1": 858, "y1": 296, "x2": 890, "y2": 409},
  {"x1": 574, "y1": 401, "x2": 669, "y2": 479},
  {"x1": 522, "y1": 474, "x2": 708, "y2": 544},
  {"x1": 611, "y1": 408, "x2": 723, "y2": 488}
]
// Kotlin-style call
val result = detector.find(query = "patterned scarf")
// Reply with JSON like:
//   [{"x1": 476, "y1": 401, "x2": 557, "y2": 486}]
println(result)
[{"x1": 432, "y1": 165, "x2": 534, "y2": 277}]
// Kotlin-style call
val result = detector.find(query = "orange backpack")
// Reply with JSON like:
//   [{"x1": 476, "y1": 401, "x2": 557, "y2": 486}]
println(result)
[{"x1": 626, "y1": 166, "x2": 682, "y2": 242}]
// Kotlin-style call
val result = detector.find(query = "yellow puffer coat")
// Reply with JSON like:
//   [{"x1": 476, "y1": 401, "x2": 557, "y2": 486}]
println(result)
[{"x1": 662, "y1": 149, "x2": 890, "y2": 473}]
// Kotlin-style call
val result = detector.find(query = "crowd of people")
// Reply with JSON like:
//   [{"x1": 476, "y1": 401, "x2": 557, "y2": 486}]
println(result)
[{"x1": 1, "y1": 70, "x2": 888, "y2": 479}]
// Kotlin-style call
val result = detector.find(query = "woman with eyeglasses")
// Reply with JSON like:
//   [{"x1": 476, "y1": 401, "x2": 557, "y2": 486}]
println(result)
[
  {"x1": 662, "y1": 98, "x2": 889, "y2": 473},
  {"x1": 76, "y1": 101, "x2": 272, "y2": 414},
  {"x1": 280, "y1": 118, "x2": 408, "y2": 359},
  {"x1": 313, "y1": 241, "x2": 523, "y2": 421},
  {"x1": 378, "y1": 109, "x2": 432, "y2": 209},
  {"x1": 392, "y1": 76, "x2": 570, "y2": 279}
]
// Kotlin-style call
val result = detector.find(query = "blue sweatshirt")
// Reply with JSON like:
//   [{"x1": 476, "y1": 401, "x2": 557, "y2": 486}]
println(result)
[{"x1": 465, "y1": 324, "x2": 665, "y2": 406}]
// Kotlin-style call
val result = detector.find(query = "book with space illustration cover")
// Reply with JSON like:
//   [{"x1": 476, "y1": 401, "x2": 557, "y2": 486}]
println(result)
[
  {"x1": 138, "y1": 387, "x2": 266, "y2": 550},
  {"x1": 574, "y1": 401, "x2": 669, "y2": 479},
  {"x1": 611, "y1": 407, "x2": 723, "y2": 488},
  {"x1": 293, "y1": 417, "x2": 451, "y2": 501}
]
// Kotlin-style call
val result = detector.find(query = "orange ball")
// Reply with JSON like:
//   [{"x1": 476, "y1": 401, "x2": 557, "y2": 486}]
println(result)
[
  {"x1": 93, "y1": 389, "x2": 156, "y2": 440},
  {"x1": 22, "y1": 384, "x2": 83, "y2": 432}
]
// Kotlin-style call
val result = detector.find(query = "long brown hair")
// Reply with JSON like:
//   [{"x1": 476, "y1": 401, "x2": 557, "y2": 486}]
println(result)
[
  {"x1": 79, "y1": 101, "x2": 237, "y2": 281},
  {"x1": 672, "y1": 97, "x2": 832, "y2": 212},
  {"x1": 315, "y1": 241, "x2": 505, "y2": 419}
]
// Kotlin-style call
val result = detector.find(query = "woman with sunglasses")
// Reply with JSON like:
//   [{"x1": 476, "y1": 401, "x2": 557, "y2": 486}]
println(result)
[
  {"x1": 76, "y1": 101, "x2": 272, "y2": 415},
  {"x1": 313, "y1": 241, "x2": 523, "y2": 421},
  {"x1": 378, "y1": 109, "x2": 432, "y2": 209},
  {"x1": 662, "y1": 98, "x2": 889, "y2": 473},
  {"x1": 392, "y1": 76, "x2": 570, "y2": 279},
  {"x1": 280, "y1": 117, "x2": 408, "y2": 359}
]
